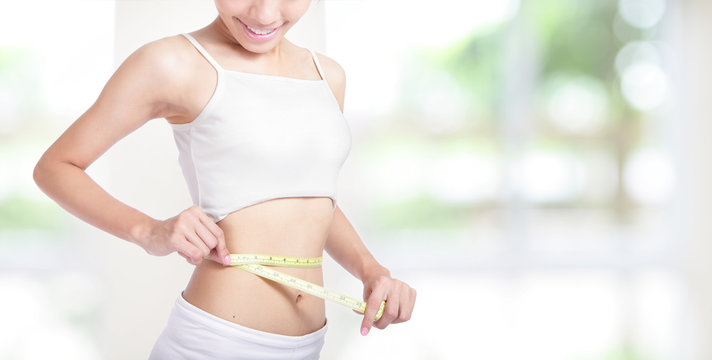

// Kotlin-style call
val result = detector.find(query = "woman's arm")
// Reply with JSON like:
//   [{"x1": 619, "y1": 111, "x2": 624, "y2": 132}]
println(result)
[
  {"x1": 33, "y1": 36, "x2": 230, "y2": 266},
  {"x1": 324, "y1": 207, "x2": 390, "y2": 281},
  {"x1": 325, "y1": 207, "x2": 416, "y2": 335},
  {"x1": 318, "y1": 54, "x2": 416, "y2": 336}
]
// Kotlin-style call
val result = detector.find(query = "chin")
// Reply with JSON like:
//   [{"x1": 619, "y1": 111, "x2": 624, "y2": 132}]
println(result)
[
  {"x1": 230, "y1": 31, "x2": 285, "y2": 54},
  {"x1": 239, "y1": 41, "x2": 280, "y2": 54}
]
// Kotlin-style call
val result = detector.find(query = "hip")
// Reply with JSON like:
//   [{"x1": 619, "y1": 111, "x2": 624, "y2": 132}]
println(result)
[{"x1": 149, "y1": 292, "x2": 327, "y2": 360}]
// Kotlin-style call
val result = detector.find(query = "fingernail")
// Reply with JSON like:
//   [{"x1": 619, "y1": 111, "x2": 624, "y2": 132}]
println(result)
[
  {"x1": 361, "y1": 327, "x2": 369, "y2": 336},
  {"x1": 224, "y1": 255, "x2": 231, "y2": 265}
]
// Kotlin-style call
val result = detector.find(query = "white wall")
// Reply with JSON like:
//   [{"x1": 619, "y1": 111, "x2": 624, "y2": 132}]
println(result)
[{"x1": 675, "y1": 1, "x2": 712, "y2": 359}]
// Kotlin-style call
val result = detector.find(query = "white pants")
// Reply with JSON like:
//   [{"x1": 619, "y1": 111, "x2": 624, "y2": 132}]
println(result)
[{"x1": 148, "y1": 293, "x2": 327, "y2": 360}]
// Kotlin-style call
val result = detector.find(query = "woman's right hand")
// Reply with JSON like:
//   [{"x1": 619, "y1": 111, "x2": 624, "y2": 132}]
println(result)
[{"x1": 143, "y1": 206, "x2": 231, "y2": 266}]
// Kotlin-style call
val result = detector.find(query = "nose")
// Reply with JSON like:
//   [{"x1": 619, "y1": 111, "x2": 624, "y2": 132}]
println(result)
[{"x1": 248, "y1": 0, "x2": 281, "y2": 26}]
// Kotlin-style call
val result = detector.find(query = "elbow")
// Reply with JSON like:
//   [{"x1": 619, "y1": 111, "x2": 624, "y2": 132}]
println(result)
[
  {"x1": 33, "y1": 156, "x2": 55, "y2": 192},
  {"x1": 33, "y1": 158, "x2": 47, "y2": 190}
]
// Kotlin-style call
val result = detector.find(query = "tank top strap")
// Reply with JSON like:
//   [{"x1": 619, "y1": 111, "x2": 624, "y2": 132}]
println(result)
[
  {"x1": 181, "y1": 33, "x2": 224, "y2": 72},
  {"x1": 307, "y1": 49, "x2": 325, "y2": 80}
]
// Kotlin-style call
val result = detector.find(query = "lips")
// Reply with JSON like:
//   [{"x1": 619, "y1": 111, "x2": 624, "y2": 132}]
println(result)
[
  {"x1": 246, "y1": 25, "x2": 277, "y2": 35},
  {"x1": 238, "y1": 18, "x2": 281, "y2": 41}
]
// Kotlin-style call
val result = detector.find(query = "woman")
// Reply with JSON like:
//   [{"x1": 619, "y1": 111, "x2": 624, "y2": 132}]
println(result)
[{"x1": 33, "y1": 0, "x2": 415, "y2": 358}]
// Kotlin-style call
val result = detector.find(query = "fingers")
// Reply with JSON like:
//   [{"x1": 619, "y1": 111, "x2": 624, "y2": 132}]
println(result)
[
  {"x1": 360, "y1": 282, "x2": 388, "y2": 336},
  {"x1": 374, "y1": 288, "x2": 399, "y2": 329},
  {"x1": 167, "y1": 206, "x2": 229, "y2": 265},
  {"x1": 393, "y1": 286, "x2": 416, "y2": 324},
  {"x1": 199, "y1": 214, "x2": 229, "y2": 265},
  {"x1": 360, "y1": 277, "x2": 417, "y2": 335},
  {"x1": 184, "y1": 231, "x2": 210, "y2": 265}
]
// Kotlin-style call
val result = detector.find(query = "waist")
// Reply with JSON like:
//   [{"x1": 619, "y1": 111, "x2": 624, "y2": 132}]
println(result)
[
  {"x1": 183, "y1": 198, "x2": 333, "y2": 336},
  {"x1": 183, "y1": 259, "x2": 326, "y2": 336},
  {"x1": 218, "y1": 197, "x2": 333, "y2": 254}
]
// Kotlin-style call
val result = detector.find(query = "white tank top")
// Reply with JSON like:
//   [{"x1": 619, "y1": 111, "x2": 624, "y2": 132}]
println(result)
[{"x1": 171, "y1": 33, "x2": 351, "y2": 222}]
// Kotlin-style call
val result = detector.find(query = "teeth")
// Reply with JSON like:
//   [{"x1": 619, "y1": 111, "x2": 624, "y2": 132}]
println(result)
[{"x1": 247, "y1": 25, "x2": 275, "y2": 35}]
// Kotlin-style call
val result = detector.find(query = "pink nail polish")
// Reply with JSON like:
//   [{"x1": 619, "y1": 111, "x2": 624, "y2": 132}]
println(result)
[
  {"x1": 361, "y1": 327, "x2": 369, "y2": 336},
  {"x1": 224, "y1": 255, "x2": 231, "y2": 265}
]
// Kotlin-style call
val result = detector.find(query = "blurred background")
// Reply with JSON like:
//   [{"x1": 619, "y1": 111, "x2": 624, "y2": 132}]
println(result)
[{"x1": 1, "y1": 0, "x2": 711, "y2": 359}]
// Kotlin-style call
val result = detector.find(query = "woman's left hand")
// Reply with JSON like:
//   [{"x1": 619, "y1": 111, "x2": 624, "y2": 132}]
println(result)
[{"x1": 360, "y1": 273, "x2": 416, "y2": 336}]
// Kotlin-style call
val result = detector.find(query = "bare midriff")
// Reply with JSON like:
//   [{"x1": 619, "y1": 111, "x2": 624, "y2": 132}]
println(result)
[{"x1": 182, "y1": 197, "x2": 334, "y2": 336}]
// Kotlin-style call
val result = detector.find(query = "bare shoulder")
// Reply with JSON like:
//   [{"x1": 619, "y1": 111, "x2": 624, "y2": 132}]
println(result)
[
  {"x1": 102, "y1": 34, "x2": 212, "y2": 121},
  {"x1": 119, "y1": 35, "x2": 200, "y2": 86},
  {"x1": 315, "y1": 53, "x2": 345, "y2": 86},
  {"x1": 314, "y1": 52, "x2": 346, "y2": 111}
]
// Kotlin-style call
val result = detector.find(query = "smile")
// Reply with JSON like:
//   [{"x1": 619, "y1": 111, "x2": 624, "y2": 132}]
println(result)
[
  {"x1": 246, "y1": 25, "x2": 277, "y2": 36},
  {"x1": 238, "y1": 19, "x2": 281, "y2": 41}
]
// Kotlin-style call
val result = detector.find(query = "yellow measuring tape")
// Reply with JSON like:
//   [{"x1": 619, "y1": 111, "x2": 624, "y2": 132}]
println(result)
[{"x1": 209, "y1": 254, "x2": 386, "y2": 322}]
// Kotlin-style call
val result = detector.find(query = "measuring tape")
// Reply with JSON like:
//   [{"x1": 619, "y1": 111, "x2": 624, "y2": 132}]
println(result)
[{"x1": 209, "y1": 254, "x2": 386, "y2": 322}]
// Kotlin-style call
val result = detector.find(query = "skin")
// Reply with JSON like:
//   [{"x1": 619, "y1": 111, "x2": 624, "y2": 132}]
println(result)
[{"x1": 33, "y1": 0, "x2": 415, "y2": 338}]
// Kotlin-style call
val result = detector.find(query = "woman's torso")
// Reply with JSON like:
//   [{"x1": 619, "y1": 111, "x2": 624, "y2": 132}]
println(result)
[
  {"x1": 182, "y1": 197, "x2": 333, "y2": 336},
  {"x1": 169, "y1": 28, "x2": 346, "y2": 336}
]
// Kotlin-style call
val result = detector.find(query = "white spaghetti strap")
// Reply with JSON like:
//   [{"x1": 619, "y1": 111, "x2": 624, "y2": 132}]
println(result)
[
  {"x1": 308, "y1": 49, "x2": 325, "y2": 80},
  {"x1": 181, "y1": 33, "x2": 224, "y2": 72}
]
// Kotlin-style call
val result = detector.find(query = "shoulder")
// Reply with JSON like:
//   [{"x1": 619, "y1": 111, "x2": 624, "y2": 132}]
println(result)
[
  {"x1": 104, "y1": 34, "x2": 213, "y2": 119},
  {"x1": 314, "y1": 52, "x2": 345, "y2": 87},
  {"x1": 119, "y1": 35, "x2": 202, "y2": 85},
  {"x1": 313, "y1": 52, "x2": 346, "y2": 110}
]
